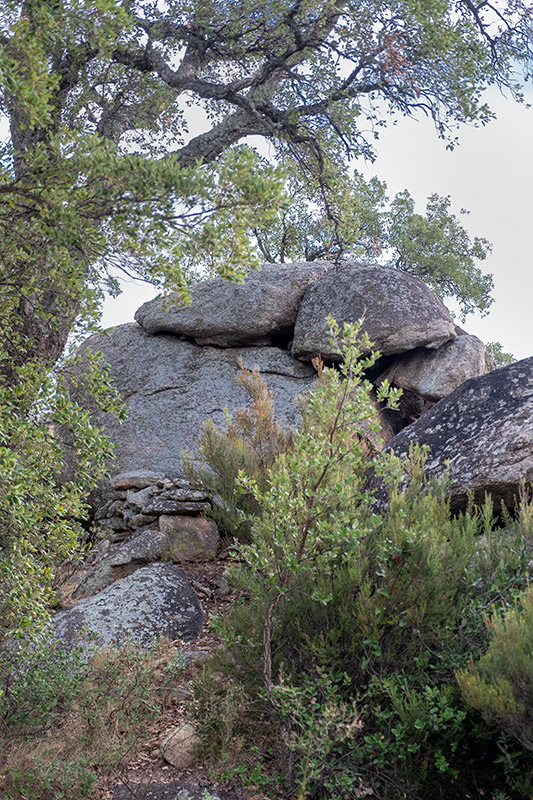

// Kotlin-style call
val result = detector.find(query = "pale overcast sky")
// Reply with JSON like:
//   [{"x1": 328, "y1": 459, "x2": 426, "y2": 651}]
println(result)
[{"x1": 101, "y1": 85, "x2": 533, "y2": 361}]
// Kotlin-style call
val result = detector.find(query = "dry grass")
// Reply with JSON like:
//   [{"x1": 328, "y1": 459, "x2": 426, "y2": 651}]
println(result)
[{"x1": 0, "y1": 556, "x2": 249, "y2": 800}]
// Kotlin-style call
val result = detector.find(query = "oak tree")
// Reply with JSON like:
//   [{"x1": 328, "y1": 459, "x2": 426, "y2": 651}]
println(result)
[
  {"x1": 0, "y1": 0, "x2": 530, "y2": 637},
  {"x1": 253, "y1": 170, "x2": 494, "y2": 318}
]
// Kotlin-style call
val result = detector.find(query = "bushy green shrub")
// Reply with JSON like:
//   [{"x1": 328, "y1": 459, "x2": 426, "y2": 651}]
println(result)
[
  {"x1": 223, "y1": 481, "x2": 533, "y2": 797},
  {"x1": 458, "y1": 584, "x2": 533, "y2": 753},
  {"x1": 194, "y1": 321, "x2": 533, "y2": 799},
  {"x1": 0, "y1": 350, "x2": 125, "y2": 642}
]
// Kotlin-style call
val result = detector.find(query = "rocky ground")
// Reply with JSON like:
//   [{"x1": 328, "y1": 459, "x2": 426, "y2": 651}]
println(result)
[{"x1": 90, "y1": 558, "x2": 267, "y2": 800}]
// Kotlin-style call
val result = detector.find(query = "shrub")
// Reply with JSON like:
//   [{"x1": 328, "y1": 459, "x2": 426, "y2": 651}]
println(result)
[
  {"x1": 0, "y1": 636, "x2": 177, "y2": 800},
  {"x1": 194, "y1": 320, "x2": 533, "y2": 799},
  {"x1": 234, "y1": 318, "x2": 400, "y2": 708},
  {"x1": 458, "y1": 585, "x2": 533, "y2": 753},
  {"x1": 184, "y1": 363, "x2": 293, "y2": 539},
  {"x1": 0, "y1": 350, "x2": 125, "y2": 643}
]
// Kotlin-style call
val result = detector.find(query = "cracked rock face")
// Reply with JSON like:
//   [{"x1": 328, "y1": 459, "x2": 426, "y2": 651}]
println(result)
[
  {"x1": 135, "y1": 261, "x2": 333, "y2": 347},
  {"x1": 379, "y1": 357, "x2": 533, "y2": 511},
  {"x1": 292, "y1": 264, "x2": 456, "y2": 361},
  {"x1": 73, "y1": 323, "x2": 316, "y2": 500},
  {"x1": 54, "y1": 563, "x2": 203, "y2": 656}
]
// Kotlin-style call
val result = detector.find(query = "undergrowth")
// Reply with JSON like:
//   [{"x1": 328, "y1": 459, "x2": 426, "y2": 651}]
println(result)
[
  {"x1": 191, "y1": 319, "x2": 533, "y2": 799},
  {"x1": 5, "y1": 319, "x2": 533, "y2": 800},
  {"x1": 0, "y1": 635, "x2": 184, "y2": 800}
]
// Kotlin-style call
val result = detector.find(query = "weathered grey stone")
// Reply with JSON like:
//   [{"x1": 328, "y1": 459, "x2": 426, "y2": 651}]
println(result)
[
  {"x1": 107, "y1": 529, "x2": 131, "y2": 543},
  {"x1": 55, "y1": 563, "x2": 203, "y2": 653},
  {"x1": 72, "y1": 561, "x2": 117, "y2": 600},
  {"x1": 168, "y1": 477, "x2": 206, "y2": 490},
  {"x1": 377, "y1": 333, "x2": 488, "y2": 401},
  {"x1": 159, "y1": 723, "x2": 200, "y2": 769},
  {"x1": 292, "y1": 263, "x2": 456, "y2": 361},
  {"x1": 108, "y1": 528, "x2": 169, "y2": 567},
  {"x1": 112, "y1": 782, "x2": 226, "y2": 800},
  {"x1": 130, "y1": 513, "x2": 158, "y2": 530},
  {"x1": 94, "y1": 538, "x2": 111, "y2": 559},
  {"x1": 159, "y1": 515, "x2": 220, "y2": 562},
  {"x1": 94, "y1": 500, "x2": 113, "y2": 521},
  {"x1": 107, "y1": 499, "x2": 125, "y2": 517},
  {"x1": 126, "y1": 485, "x2": 154, "y2": 512},
  {"x1": 72, "y1": 324, "x2": 316, "y2": 502},
  {"x1": 72, "y1": 516, "x2": 218, "y2": 602},
  {"x1": 98, "y1": 515, "x2": 129, "y2": 531},
  {"x1": 142, "y1": 498, "x2": 211, "y2": 516},
  {"x1": 160, "y1": 487, "x2": 210, "y2": 502},
  {"x1": 135, "y1": 261, "x2": 333, "y2": 347},
  {"x1": 377, "y1": 357, "x2": 533, "y2": 511},
  {"x1": 485, "y1": 350, "x2": 497, "y2": 372},
  {"x1": 111, "y1": 470, "x2": 168, "y2": 490},
  {"x1": 73, "y1": 529, "x2": 172, "y2": 599}
]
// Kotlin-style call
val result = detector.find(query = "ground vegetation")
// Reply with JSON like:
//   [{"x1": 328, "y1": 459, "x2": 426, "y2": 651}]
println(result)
[{"x1": 193, "y1": 323, "x2": 533, "y2": 799}]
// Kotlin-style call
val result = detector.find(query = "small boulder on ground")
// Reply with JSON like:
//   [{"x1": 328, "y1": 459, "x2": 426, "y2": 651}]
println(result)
[
  {"x1": 55, "y1": 563, "x2": 203, "y2": 655},
  {"x1": 112, "y1": 783, "x2": 228, "y2": 800},
  {"x1": 159, "y1": 723, "x2": 200, "y2": 769}
]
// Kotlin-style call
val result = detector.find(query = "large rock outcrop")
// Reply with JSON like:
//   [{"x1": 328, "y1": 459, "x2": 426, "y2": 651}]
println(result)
[
  {"x1": 291, "y1": 264, "x2": 457, "y2": 361},
  {"x1": 76, "y1": 323, "x2": 316, "y2": 488},
  {"x1": 69, "y1": 261, "x2": 499, "y2": 508},
  {"x1": 135, "y1": 261, "x2": 332, "y2": 347},
  {"x1": 381, "y1": 357, "x2": 533, "y2": 511},
  {"x1": 57, "y1": 260, "x2": 527, "y2": 666}
]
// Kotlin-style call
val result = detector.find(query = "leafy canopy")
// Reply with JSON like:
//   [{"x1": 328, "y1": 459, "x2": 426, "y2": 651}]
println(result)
[
  {"x1": 0, "y1": 0, "x2": 532, "y2": 367},
  {"x1": 253, "y1": 169, "x2": 494, "y2": 318}
]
